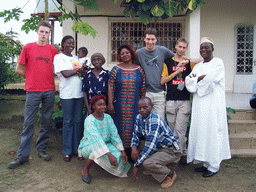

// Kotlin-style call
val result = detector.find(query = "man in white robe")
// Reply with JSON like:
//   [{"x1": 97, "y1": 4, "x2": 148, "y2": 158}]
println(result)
[{"x1": 185, "y1": 37, "x2": 231, "y2": 177}]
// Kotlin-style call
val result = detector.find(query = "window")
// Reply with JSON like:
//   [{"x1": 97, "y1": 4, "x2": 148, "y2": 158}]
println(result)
[
  {"x1": 110, "y1": 21, "x2": 183, "y2": 62},
  {"x1": 235, "y1": 25, "x2": 254, "y2": 74}
]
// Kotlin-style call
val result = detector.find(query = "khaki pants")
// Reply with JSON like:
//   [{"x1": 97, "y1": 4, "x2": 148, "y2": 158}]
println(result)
[
  {"x1": 166, "y1": 100, "x2": 191, "y2": 155},
  {"x1": 146, "y1": 91, "x2": 166, "y2": 120},
  {"x1": 142, "y1": 147, "x2": 181, "y2": 183}
]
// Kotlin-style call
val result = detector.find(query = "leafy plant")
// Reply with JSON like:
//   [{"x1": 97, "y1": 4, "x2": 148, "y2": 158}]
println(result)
[
  {"x1": 38, "y1": 96, "x2": 63, "y2": 131},
  {"x1": 114, "y1": 0, "x2": 206, "y2": 25},
  {"x1": 0, "y1": 32, "x2": 23, "y2": 90},
  {"x1": 226, "y1": 107, "x2": 236, "y2": 121},
  {"x1": 53, "y1": 43, "x2": 61, "y2": 53},
  {"x1": 0, "y1": 0, "x2": 206, "y2": 37}
]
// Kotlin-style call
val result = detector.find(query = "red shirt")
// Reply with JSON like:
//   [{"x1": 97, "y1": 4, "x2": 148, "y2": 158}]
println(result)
[{"x1": 18, "y1": 42, "x2": 59, "y2": 92}]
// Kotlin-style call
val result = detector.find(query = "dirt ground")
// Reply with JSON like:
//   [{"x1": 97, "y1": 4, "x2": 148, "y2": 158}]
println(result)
[{"x1": 0, "y1": 95, "x2": 256, "y2": 192}]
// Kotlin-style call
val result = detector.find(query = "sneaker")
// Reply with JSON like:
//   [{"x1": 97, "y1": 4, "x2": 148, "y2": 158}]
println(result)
[
  {"x1": 38, "y1": 151, "x2": 51, "y2": 161},
  {"x1": 160, "y1": 171, "x2": 177, "y2": 189},
  {"x1": 8, "y1": 157, "x2": 29, "y2": 169}
]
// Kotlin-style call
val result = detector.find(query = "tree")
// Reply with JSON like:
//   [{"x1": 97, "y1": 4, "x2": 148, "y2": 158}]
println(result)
[
  {"x1": 114, "y1": 0, "x2": 206, "y2": 24},
  {"x1": 0, "y1": 0, "x2": 205, "y2": 38},
  {"x1": 0, "y1": 31, "x2": 23, "y2": 90}
]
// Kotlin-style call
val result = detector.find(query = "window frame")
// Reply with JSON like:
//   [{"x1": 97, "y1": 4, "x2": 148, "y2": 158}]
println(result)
[
  {"x1": 235, "y1": 24, "x2": 254, "y2": 75},
  {"x1": 108, "y1": 18, "x2": 185, "y2": 64}
]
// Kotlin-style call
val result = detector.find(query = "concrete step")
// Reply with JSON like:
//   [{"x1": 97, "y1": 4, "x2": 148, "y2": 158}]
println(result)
[
  {"x1": 231, "y1": 149, "x2": 256, "y2": 156},
  {"x1": 228, "y1": 119, "x2": 256, "y2": 134},
  {"x1": 229, "y1": 133, "x2": 256, "y2": 149},
  {"x1": 228, "y1": 109, "x2": 256, "y2": 120}
]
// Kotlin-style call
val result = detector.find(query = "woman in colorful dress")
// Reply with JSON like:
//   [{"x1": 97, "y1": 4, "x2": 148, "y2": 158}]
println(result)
[
  {"x1": 54, "y1": 35, "x2": 84, "y2": 162},
  {"x1": 108, "y1": 44, "x2": 146, "y2": 160},
  {"x1": 82, "y1": 53, "x2": 109, "y2": 115},
  {"x1": 78, "y1": 95, "x2": 130, "y2": 184}
]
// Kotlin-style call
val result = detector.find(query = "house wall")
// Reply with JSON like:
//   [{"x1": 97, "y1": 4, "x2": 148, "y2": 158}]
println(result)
[
  {"x1": 75, "y1": 0, "x2": 128, "y2": 70},
  {"x1": 200, "y1": 0, "x2": 256, "y2": 92},
  {"x1": 74, "y1": 1, "x2": 186, "y2": 70},
  {"x1": 76, "y1": 0, "x2": 123, "y2": 15},
  {"x1": 78, "y1": 17, "x2": 109, "y2": 62},
  {"x1": 63, "y1": 0, "x2": 256, "y2": 91}
]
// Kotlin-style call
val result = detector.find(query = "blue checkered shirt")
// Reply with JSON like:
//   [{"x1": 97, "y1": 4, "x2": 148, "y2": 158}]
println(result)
[{"x1": 131, "y1": 109, "x2": 179, "y2": 166}]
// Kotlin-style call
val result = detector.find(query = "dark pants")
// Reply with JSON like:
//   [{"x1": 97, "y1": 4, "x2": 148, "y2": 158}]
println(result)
[
  {"x1": 61, "y1": 98, "x2": 84, "y2": 155},
  {"x1": 250, "y1": 99, "x2": 256, "y2": 109},
  {"x1": 17, "y1": 91, "x2": 55, "y2": 159}
]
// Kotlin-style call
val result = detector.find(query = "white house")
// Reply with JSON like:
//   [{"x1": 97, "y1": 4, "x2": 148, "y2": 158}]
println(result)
[{"x1": 61, "y1": 0, "x2": 256, "y2": 94}]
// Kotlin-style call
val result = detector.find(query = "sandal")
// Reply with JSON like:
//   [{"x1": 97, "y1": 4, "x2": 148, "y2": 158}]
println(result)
[
  {"x1": 74, "y1": 153, "x2": 85, "y2": 161},
  {"x1": 82, "y1": 175, "x2": 91, "y2": 184},
  {"x1": 78, "y1": 156, "x2": 85, "y2": 161},
  {"x1": 63, "y1": 155, "x2": 71, "y2": 162}
]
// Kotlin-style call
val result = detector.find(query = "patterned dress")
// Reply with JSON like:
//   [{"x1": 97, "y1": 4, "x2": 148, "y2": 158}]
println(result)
[
  {"x1": 82, "y1": 68, "x2": 109, "y2": 102},
  {"x1": 109, "y1": 65, "x2": 146, "y2": 148},
  {"x1": 78, "y1": 114, "x2": 131, "y2": 177}
]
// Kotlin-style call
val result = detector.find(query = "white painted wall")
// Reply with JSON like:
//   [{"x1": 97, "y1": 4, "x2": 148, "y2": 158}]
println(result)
[
  {"x1": 200, "y1": 0, "x2": 256, "y2": 92},
  {"x1": 77, "y1": 17, "x2": 109, "y2": 68},
  {"x1": 63, "y1": 0, "x2": 256, "y2": 90},
  {"x1": 185, "y1": 7, "x2": 201, "y2": 59},
  {"x1": 62, "y1": 0, "x2": 75, "y2": 42}
]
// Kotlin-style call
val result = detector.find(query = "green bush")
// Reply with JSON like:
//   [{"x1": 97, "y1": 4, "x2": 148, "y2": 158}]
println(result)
[
  {"x1": 0, "y1": 32, "x2": 23, "y2": 89},
  {"x1": 38, "y1": 96, "x2": 63, "y2": 131}
]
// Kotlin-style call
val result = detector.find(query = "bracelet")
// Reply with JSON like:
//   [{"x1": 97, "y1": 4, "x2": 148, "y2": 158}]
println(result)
[{"x1": 169, "y1": 74, "x2": 174, "y2": 79}]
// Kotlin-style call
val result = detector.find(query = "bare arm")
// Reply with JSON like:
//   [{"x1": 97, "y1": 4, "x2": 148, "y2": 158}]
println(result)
[
  {"x1": 15, "y1": 63, "x2": 25, "y2": 77},
  {"x1": 83, "y1": 92, "x2": 92, "y2": 115},
  {"x1": 197, "y1": 75, "x2": 206, "y2": 82},
  {"x1": 183, "y1": 56, "x2": 203, "y2": 64},
  {"x1": 106, "y1": 152, "x2": 118, "y2": 166},
  {"x1": 160, "y1": 66, "x2": 184, "y2": 85},
  {"x1": 107, "y1": 83, "x2": 115, "y2": 115},
  {"x1": 131, "y1": 146, "x2": 140, "y2": 162},
  {"x1": 61, "y1": 69, "x2": 79, "y2": 78}
]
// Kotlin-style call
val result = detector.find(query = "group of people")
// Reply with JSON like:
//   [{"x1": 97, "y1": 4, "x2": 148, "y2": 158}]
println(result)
[{"x1": 8, "y1": 21, "x2": 231, "y2": 189}]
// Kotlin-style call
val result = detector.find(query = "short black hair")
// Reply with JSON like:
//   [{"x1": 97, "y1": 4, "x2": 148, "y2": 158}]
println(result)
[
  {"x1": 144, "y1": 28, "x2": 158, "y2": 38},
  {"x1": 78, "y1": 47, "x2": 88, "y2": 56},
  {"x1": 61, "y1": 35, "x2": 74, "y2": 49},
  {"x1": 138, "y1": 97, "x2": 153, "y2": 106}
]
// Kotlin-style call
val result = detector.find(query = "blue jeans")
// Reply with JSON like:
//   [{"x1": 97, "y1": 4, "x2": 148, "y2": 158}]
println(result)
[
  {"x1": 61, "y1": 97, "x2": 84, "y2": 155},
  {"x1": 17, "y1": 91, "x2": 55, "y2": 159}
]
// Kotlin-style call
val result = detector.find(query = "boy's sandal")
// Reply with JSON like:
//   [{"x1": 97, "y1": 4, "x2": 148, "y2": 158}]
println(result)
[{"x1": 63, "y1": 155, "x2": 71, "y2": 162}]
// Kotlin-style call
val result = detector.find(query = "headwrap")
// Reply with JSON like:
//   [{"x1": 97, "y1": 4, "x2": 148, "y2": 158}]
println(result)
[
  {"x1": 90, "y1": 94, "x2": 107, "y2": 107},
  {"x1": 200, "y1": 37, "x2": 214, "y2": 45},
  {"x1": 91, "y1": 53, "x2": 106, "y2": 64}
]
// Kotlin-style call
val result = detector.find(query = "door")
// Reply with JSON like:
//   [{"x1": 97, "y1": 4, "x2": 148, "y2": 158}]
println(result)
[{"x1": 234, "y1": 25, "x2": 256, "y2": 93}]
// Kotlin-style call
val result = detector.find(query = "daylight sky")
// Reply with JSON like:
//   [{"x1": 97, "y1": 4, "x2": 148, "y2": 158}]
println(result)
[{"x1": 1, "y1": 0, "x2": 62, "y2": 45}]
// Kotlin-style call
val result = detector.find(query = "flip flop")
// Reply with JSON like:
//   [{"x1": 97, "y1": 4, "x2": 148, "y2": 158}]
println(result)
[
  {"x1": 82, "y1": 175, "x2": 91, "y2": 184},
  {"x1": 78, "y1": 156, "x2": 85, "y2": 161}
]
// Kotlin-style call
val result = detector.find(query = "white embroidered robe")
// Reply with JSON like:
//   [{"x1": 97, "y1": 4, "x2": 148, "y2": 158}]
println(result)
[{"x1": 185, "y1": 57, "x2": 231, "y2": 169}]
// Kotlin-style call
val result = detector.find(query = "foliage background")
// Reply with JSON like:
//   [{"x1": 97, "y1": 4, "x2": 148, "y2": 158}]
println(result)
[{"x1": 0, "y1": 32, "x2": 23, "y2": 91}]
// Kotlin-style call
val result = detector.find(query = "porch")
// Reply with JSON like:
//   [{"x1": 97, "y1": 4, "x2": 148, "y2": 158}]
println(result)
[
  {"x1": 226, "y1": 92, "x2": 251, "y2": 110},
  {"x1": 226, "y1": 92, "x2": 256, "y2": 156}
]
